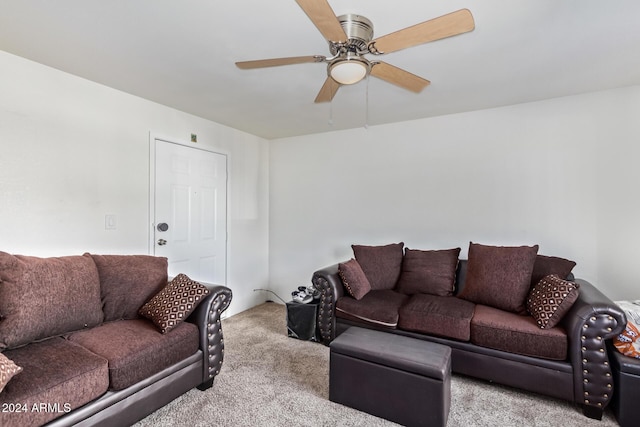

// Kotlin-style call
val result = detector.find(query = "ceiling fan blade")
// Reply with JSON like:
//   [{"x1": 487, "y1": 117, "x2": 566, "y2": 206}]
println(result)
[
  {"x1": 370, "y1": 9, "x2": 474, "y2": 54},
  {"x1": 236, "y1": 55, "x2": 325, "y2": 69},
  {"x1": 314, "y1": 77, "x2": 340, "y2": 103},
  {"x1": 370, "y1": 62, "x2": 430, "y2": 93},
  {"x1": 295, "y1": 0, "x2": 347, "y2": 42}
]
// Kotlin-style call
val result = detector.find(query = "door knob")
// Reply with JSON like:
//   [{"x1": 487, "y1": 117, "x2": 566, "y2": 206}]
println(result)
[
  {"x1": 157, "y1": 223, "x2": 169, "y2": 232},
  {"x1": 157, "y1": 239, "x2": 167, "y2": 246}
]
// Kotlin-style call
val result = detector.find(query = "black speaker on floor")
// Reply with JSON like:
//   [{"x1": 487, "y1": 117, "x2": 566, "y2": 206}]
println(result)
[{"x1": 286, "y1": 301, "x2": 319, "y2": 341}]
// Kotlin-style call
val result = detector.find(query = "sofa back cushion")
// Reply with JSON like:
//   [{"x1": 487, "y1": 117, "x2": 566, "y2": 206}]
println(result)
[
  {"x1": 396, "y1": 247, "x2": 461, "y2": 296},
  {"x1": 530, "y1": 255, "x2": 576, "y2": 287},
  {"x1": 90, "y1": 254, "x2": 168, "y2": 322},
  {"x1": 352, "y1": 242, "x2": 404, "y2": 290},
  {"x1": 0, "y1": 252, "x2": 103, "y2": 350},
  {"x1": 458, "y1": 242, "x2": 539, "y2": 314}
]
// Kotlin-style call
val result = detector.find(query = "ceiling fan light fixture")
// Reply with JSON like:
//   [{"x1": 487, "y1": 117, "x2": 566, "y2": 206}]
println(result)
[{"x1": 329, "y1": 55, "x2": 369, "y2": 85}]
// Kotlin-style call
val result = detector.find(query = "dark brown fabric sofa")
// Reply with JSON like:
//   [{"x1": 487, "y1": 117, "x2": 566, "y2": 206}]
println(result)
[
  {"x1": 0, "y1": 252, "x2": 232, "y2": 427},
  {"x1": 312, "y1": 242, "x2": 626, "y2": 420}
]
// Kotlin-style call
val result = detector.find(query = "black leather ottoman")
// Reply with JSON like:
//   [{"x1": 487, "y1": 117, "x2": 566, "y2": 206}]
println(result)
[
  {"x1": 330, "y1": 327, "x2": 451, "y2": 427},
  {"x1": 609, "y1": 344, "x2": 640, "y2": 427}
]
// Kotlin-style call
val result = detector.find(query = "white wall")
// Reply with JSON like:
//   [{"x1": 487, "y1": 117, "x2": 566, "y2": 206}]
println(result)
[
  {"x1": 2, "y1": 48, "x2": 639, "y2": 312},
  {"x1": 594, "y1": 88, "x2": 640, "y2": 301},
  {"x1": 269, "y1": 86, "x2": 640, "y2": 301},
  {"x1": 0, "y1": 51, "x2": 269, "y2": 317}
]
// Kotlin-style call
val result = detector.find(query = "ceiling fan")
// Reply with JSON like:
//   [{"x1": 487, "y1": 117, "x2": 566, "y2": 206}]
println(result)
[{"x1": 236, "y1": 0, "x2": 475, "y2": 103}]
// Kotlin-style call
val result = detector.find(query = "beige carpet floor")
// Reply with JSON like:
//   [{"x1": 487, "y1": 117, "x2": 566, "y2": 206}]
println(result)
[{"x1": 135, "y1": 302, "x2": 620, "y2": 426}]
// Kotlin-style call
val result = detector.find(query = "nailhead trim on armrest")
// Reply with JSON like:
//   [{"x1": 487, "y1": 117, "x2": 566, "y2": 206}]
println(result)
[
  {"x1": 313, "y1": 275, "x2": 334, "y2": 344},
  {"x1": 579, "y1": 314, "x2": 617, "y2": 409}
]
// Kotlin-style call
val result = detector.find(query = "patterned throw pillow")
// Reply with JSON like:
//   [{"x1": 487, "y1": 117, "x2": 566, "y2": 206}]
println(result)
[
  {"x1": 139, "y1": 273, "x2": 210, "y2": 334},
  {"x1": 526, "y1": 274, "x2": 580, "y2": 329},
  {"x1": 338, "y1": 259, "x2": 372, "y2": 300},
  {"x1": 0, "y1": 353, "x2": 22, "y2": 393}
]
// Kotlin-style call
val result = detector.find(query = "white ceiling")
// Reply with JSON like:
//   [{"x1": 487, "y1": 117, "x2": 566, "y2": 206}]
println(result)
[{"x1": 1, "y1": 1, "x2": 640, "y2": 140}]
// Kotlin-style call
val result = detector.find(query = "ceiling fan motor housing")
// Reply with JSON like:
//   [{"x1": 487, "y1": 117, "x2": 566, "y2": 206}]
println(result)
[{"x1": 330, "y1": 14, "x2": 374, "y2": 54}]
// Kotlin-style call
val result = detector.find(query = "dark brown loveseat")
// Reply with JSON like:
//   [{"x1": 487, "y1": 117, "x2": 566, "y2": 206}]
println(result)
[
  {"x1": 0, "y1": 252, "x2": 232, "y2": 427},
  {"x1": 312, "y1": 242, "x2": 626, "y2": 420}
]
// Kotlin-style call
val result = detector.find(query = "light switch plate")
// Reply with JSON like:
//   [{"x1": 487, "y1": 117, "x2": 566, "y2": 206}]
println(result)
[{"x1": 105, "y1": 214, "x2": 117, "y2": 230}]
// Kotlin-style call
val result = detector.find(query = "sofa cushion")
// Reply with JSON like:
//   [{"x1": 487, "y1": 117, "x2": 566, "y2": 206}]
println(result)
[
  {"x1": 338, "y1": 259, "x2": 371, "y2": 300},
  {"x1": 90, "y1": 254, "x2": 168, "y2": 322},
  {"x1": 352, "y1": 242, "x2": 404, "y2": 290},
  {"x1": 0, "y1": 353, "x2": 22, "y2": 394},
  {"x1": 526, "y1": 275, "x2": 580, "y2": 329},
  {"x1": 396, "y1": 248, "x2": 461, "y2": 296},
  {"x1": 0, "y1": 337, "x2": 109, "y2": 427},
  {"x1": 0, "y1": 252, "x2": 103, "y2": 350},
  {"x1": 398, "y1": 294, "x2": 475, "y2": 341},
  {"x1": 336, "y1": 290, "x2": 409, "y2": 329},
  {"x1": 458, "y1": 242, "x2": 539, "y2": 314},
  {"x1": 139, "y1": 273, "x2": 210, "y2": 334},
  {"x1": 67, "y1": 319, "x2": 199, "y2": 390},
  {"x1": 531, "y1": 255, "x2": 576, "y2": 287},
  {"x1": 470, "y1": 304, "x2": 568, "y2": 360}
]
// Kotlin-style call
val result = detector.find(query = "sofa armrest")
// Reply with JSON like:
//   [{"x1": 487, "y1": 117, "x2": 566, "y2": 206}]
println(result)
[
  {"x1": 312, "y1": 263, "x2": 344, "y2": 345},
  {"x1": 187, "y1": 284, "x2": 233, "y2": 386},
  {"x1": 560, "y1": 278, "x2": 626, "y2": 418}
]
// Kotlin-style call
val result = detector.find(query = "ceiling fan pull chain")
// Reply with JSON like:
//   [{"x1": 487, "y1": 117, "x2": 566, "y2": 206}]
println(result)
[{"x1": 364, "y1": 74, "x2": 370, "y2": 129}]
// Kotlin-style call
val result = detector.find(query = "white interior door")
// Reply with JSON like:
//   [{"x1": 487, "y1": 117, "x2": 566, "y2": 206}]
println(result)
[{"x1": 152, "y1": 138, "x2": 227, "y2": 285}]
